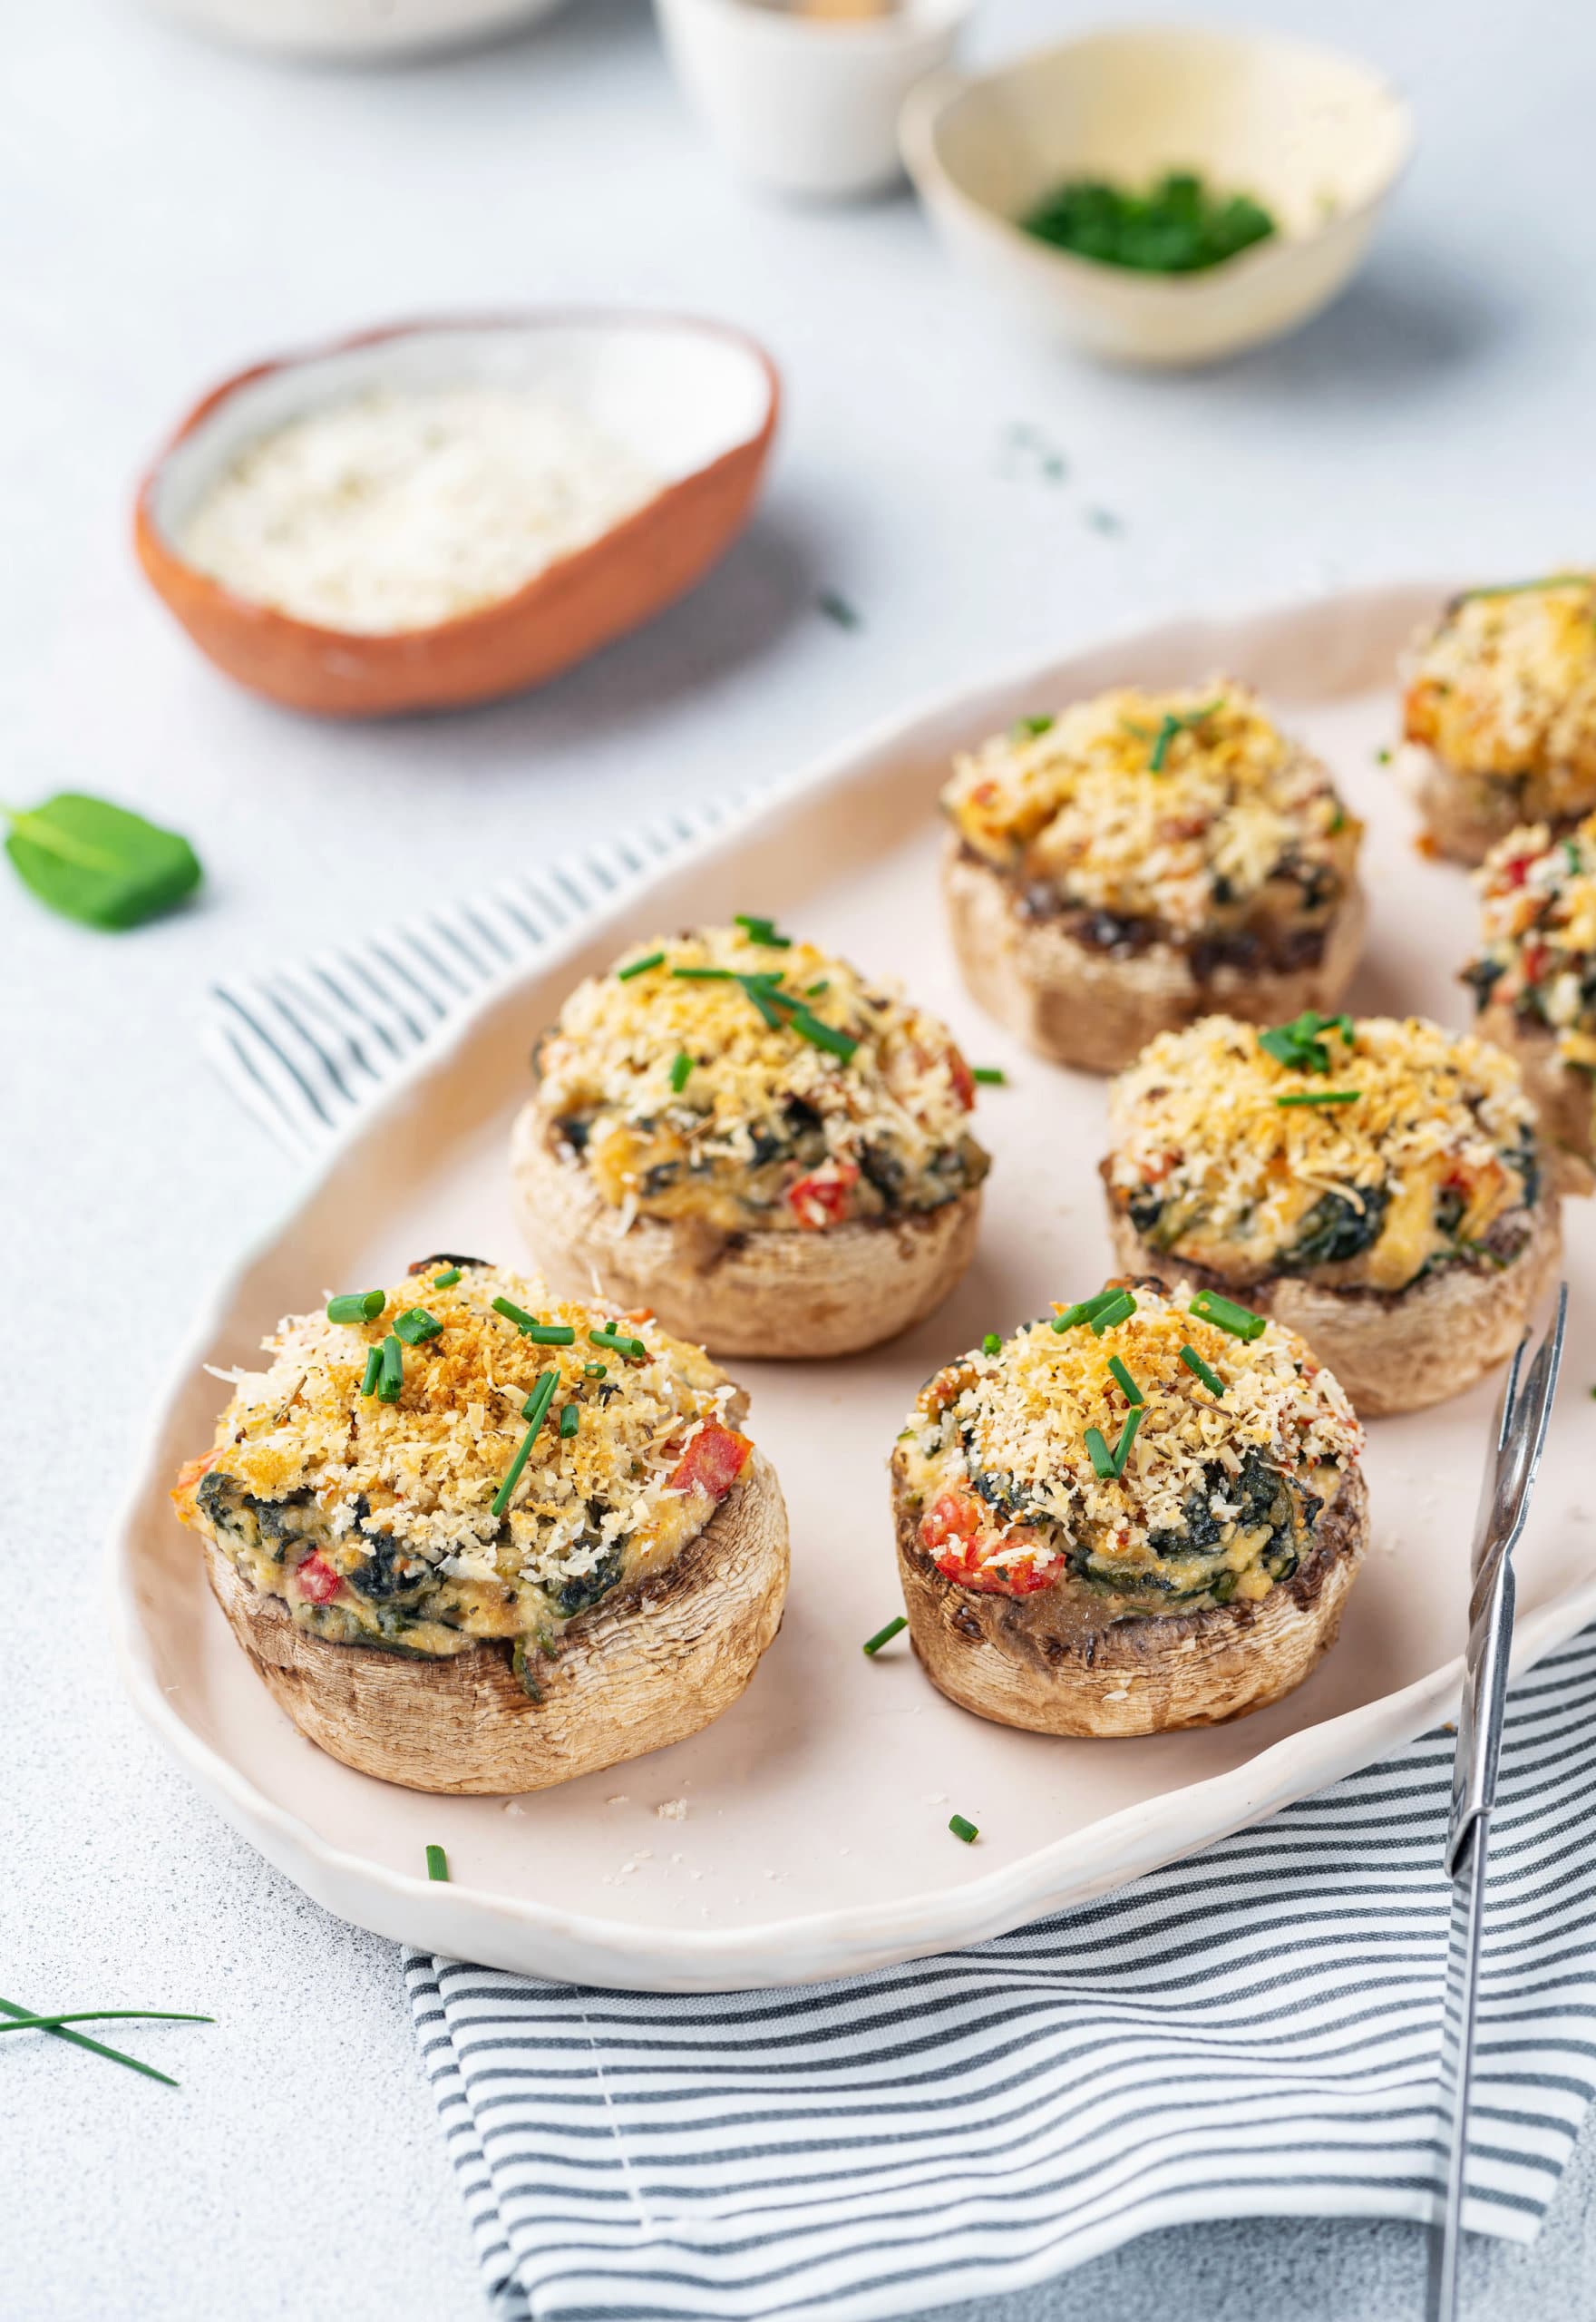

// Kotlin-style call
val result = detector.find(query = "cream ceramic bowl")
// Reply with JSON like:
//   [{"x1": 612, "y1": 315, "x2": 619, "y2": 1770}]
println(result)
[
  {"x1": 139, "y1": 0, "x2": 564, "y2": 58},
  {"x1": 656, "y1": 0, "x2": 973, "y2": 200},
  {"x1": 900, "y1": 24, "x2": 1414, "y2": 366}
]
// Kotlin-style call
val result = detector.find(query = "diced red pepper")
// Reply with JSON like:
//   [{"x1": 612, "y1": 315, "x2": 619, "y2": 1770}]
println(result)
[
  {"x1": 1504, "y1": 854, "x2": 1534, "y2": 889},
  {"x1": 920, "y1": 1490, "x2": 1058, "y2": 1595},
  {"x1": 667, "y1": 1424, "x2": 753, "y2": 1501},
  {"x1": 296, "y1": 1552, "x2": 342, "y2": 1605},
  {"x1": 785, "y1": 1161, "x2": 860, "y2": 1230},
  {"x1": 948, "y1": 1049, "x2": 976, "y2": 1111},
  {"x1": 1523, "y1": 940, "x2": 1548, "y2": 983}
]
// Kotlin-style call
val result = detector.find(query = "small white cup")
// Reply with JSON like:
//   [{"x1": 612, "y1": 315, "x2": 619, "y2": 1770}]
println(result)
[{"x1": 655, "y1": 0, "x2": 974, "y2": 201}]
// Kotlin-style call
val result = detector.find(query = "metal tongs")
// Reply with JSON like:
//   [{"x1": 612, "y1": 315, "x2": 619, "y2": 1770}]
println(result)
[{"x1": 1428, "y1": 1283, "x2": 1567, "y2": 2321}]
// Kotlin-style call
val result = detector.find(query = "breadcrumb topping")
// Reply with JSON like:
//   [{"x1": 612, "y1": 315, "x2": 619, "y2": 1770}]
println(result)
[
  {"x1": 941, "y1": 683, "x2": 1357, "y2": 936},
  {"x1": 1105, "y1": 1014, "x2": 1541, "y2": 1292},
  {"x1": 532, "y1": 924, "x2": 988, "y2": 1233},
  {"x1": 895, "y1": 1283, "x2": 1361, "y2": 1614},
  {"x1": 1470, "y1": 815, "x2": 1596, "y2": 1074},
  {"x1": 1404, "y1": 578, "x2": 1596, "y2": 815},
  {"x1": 173, "y1": 1261, "x2": 747, "y2": 1651}
]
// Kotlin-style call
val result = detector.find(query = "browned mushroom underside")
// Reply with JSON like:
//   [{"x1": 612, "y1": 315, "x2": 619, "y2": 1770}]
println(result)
[
  {"x1": 202, "y1": 1449, "x2": 790, "y2": 1794},
  {"x1": 940, "y1": 835, "x2": 1367, "y2": 1076},
  {"x1": 1104, "y1": 1199, "x2": 1562, "y2": 1417},
  {"x1": 510, "y1": 1097, "x2": 981, "y2": 1359},
  {"x1": 892, "y1": 1459, "x2": 1369, "y2": 1738}
]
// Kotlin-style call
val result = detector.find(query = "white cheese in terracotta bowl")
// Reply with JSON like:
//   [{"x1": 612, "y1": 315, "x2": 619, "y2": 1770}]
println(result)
[{"x1": 134, "y1": 314, "x2": 780, "y2": 717}]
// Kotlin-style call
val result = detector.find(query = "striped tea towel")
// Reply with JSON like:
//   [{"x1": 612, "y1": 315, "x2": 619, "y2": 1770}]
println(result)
[{"x1": 205, "y1": 848, "x2": 1596, "y2": 2318}]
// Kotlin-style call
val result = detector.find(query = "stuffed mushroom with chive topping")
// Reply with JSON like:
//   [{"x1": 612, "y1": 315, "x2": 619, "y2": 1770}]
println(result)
[
  {"x1": 511, "y1": 922, "x2": 991, "y2": 1358},
  {"x1": 1400, "y1": 575, "x2": 1596, "y2": 863},
  {"x1": 1462, "y1": 814, "x2": 1596, "y2": 1191},
  {"x1": 171, "y1": 1256, "x2": 789, "y2": 1792},
  {"x1": 1102, "y1": 1014, "x2": 1561, "y2": 1415},
  {"x1": 940, "y1": 683, "x2": 1364, "y2": 1073},
  {"x1": 890, "y1": 1281, "x2": 1367, "y2": 1736}
]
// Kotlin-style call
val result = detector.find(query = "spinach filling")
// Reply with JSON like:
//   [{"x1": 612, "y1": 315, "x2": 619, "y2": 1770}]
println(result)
[{"x1": 1283, "y1": 1185, "x2": 1389, "y2": 1268}]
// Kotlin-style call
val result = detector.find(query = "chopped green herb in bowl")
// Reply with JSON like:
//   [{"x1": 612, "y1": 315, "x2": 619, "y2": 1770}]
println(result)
[{"x1": 1020, "y1": 171, "x2": 1276, "y2": 275}]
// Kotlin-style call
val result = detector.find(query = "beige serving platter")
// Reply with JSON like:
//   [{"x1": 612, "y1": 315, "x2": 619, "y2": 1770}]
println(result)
[{"x1": 113, "y1": 581, "x2": 1596, "y2": 1993}]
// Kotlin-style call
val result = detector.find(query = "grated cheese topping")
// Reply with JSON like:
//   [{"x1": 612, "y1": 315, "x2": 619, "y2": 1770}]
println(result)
[
  {"x1": 895, "y1": 1282, "x2": 1362, "y2": 1614},
  {"x1": 1403, "y1": 578, "x2": 1596, "y2": 815},
  {"x1": 941, "y1": 683, "x2": 1358, "y2": 936},
  {"x1": 533, "y1": 924, "x2": 989, "y2": 1233},
  {"x1": 1469, "y1": 815, "x2": 1596, "y2": 1073},
  {"x1": 172, "y1": 1260, "x2": 746, "y2": 1654},
  {"x1": 1105, "y1": 1014, "x2": 1541, "y2": 1292}
]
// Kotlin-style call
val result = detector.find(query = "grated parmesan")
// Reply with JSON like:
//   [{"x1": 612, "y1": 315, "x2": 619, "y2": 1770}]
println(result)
[
  {"x1": 179, "y1": 385, "x2": 659, "y2": 634},
  {"x1": 1471, "y1": 814, "x2": 1596, "y2": 1078},
  {"x1": 1403, "y1": 578, "x2": 1596, "y2": 811}
]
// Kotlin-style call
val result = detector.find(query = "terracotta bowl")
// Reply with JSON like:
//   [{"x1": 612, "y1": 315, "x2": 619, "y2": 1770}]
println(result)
[{"x1": 134, "y1": 312, "x2": 781, "y2": 718}]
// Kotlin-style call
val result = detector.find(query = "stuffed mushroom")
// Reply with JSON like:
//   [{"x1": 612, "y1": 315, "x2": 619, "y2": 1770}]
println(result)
[
  {"x1": 940, "y1": 683, "x2": 1365, "y2": 1074},
  {"x1": 172, "y1": 1256, "x2": 789, "y2": 1793},
  {"x1": 1102, "y1": 1013, "x2": 1561, "y2": 1415},
  {"x1": 1462, "y1": 813, "x2": 1596, "y2": 1190},
  {"x1": 890, "y1": 1279, "x2": 1367, "y2": 1736},
  {"x1": 1400, "y1": 574, "x2": 1596, "y2": 863},
  {"x1": 511, "y1": 921, "x2": 990, "y2": 1358}
]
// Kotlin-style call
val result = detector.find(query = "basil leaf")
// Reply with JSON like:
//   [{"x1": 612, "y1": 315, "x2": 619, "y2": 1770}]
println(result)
[{"x1": 5, "y1": 793, "x2": 202, "y2": 930}]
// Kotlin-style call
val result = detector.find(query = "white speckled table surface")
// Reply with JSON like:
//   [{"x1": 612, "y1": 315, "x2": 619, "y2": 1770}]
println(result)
[{"x1": 7, "y1": 0, "x2": 1596, "y2": 2313}]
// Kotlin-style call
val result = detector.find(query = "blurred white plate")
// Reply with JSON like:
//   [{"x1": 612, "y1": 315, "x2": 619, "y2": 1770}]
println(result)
[
  {"x1": 141, "y1": 0, "x2": 566, "y2": 61},
  {"x1": 112, "y1": 580, "x2": 1596, "y2": 1992}
]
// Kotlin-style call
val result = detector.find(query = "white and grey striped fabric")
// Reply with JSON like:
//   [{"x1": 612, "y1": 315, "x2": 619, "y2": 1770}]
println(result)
[{"x1": 205, "y1": 849, "x2": 1596, "y2": 2318}]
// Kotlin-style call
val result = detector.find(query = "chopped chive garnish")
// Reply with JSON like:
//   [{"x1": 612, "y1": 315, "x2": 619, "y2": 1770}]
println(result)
[
  {"x1": 425, "y1": 1845, "x2": 449, "y2": 1882},
  {"x1": 972, "y1": 1066, "x2": 1007, "y2": 1086},
  {"x1": 862, "y1": 1615, "x2": 908, "y2": 1656},
  {"x1": 432, "y1": 1268, "x2": 461, "y2": 1288},
  {"x1": 617, "y1": 950, "x2": 666, "y2": 981},
  {"x1": 1012, "y1": 714, "x2": 1055, "y2": 739},
  {"x1": 1190, "y1": 1291, "x2": 1267, "y2": 1341},
  {"x1": 1107, "y1": 1356, "x2": 1143, "y2": 1405},
  {"x1": 491, "y1": 1371, "x2": 559, "y2": 1517},
  {"x1": 1085, "y1": 1426, "x2": 1116, "y2": 1479},
  {"x1": 1258, "y1": 1010, "x2": 1354, "y2": 1077},
  {"x1": 492, "y1": 1295, "x2": 540, "y2": 1331},
  {"x1": 1276, "y1": 1088, "x2": 1361, "y2": 1107},
  {"x1": 1146, "y1": 698, "x2": 1223, "y2": 773},
  {"x1": 1052, "y1": 1289, "x2": 1124, "y2": 1333},
  {"x1": 1459, "y1": 573, "x2": 1588, "y2": 600},
  {"x1": 1088, "y1": 1290, "x2": 1137, "y2": 1336},
  {"x1": 589, "y1": 1327, "x2": 647, "y2": 1359},
  {"x1": 735, "y1": 913, "x2": 792, "y2": 948},
  {"x1": 377, "y1": 1334, "x2": 404, "y2": 1403},
  {"x1": 560, "y1": 1402, "x2": 580, "y2": 1439},
  {"x1": 741, "y1": 978, "x2": 786, "y2": 1029},
  {"x1": 671, "y1": 965, "x2": 735, "y2": 981},
  {"x1": 1086, "y1": 1408, "x2": 1143, "y2": 1478},
  {"x1": 326, "y1": 1290, "x2": 384, "y2": 1324},
  {"x1": 817, "y1": 588, "x2": 861, "y2": 629},
  {"x1": 1564, "y1": 840, "x2": 1582, "y2": 874},
  {"x1": 583, "y1": 1361, "x2": 608, "y2": 1379},
  {"x1": 1180, "y1": 1344, "x2": 1226, "y2": 1397},
  {"x1": 759, "y1": 982, "x2": 857, "y2": 1059},
  {"x1": 393, "y1": 1306, "x2": 443, "y2": 1346},
  {"x1": 982, "y1": 1332, "x2": 1002, "y2": 1357},
  {"x1": 359, "y1": 1346, "x2": 383, "y2": 1398},
  {"x1": 670, "y1": 1051, "x2": 693, "y2": 1093},
  {"x1": 949, "y1": 1814, "x2": 978, "y2": 1844},
  {"x1": 521, "y1": 1322, "x2": 577, "y2": 1346}
]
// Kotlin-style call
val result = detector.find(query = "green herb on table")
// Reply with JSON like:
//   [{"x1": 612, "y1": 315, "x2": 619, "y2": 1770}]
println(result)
[
  {"x1": 1021, "y1": 171, "x2": 1276, "y2": 275},
  {"x1": 1085, "y1": 507, "x2": 1125, "y2": 537},
  {"x1": 949, "y1": 1814, "x2": 979, "y2": 1844},
  {"x1": 426, "y1": 1845, "x2": 449, "y2": 1882},
  {"x1": 3, "y1": 793, "x2": 202, "y2": 932},
  {"x1": 972, "y1": 1066, "x2": 1007, "y2": 1086},
  {"x1": 326, "y1": 1290, "x2": 385, "y2": 1325},
  {"x1": 0, "y1": 1995, "x2": 211, "y2": 2089},
  {"x1": 817, "y1": 590, "x2": 861, "y2": 631},
  {"x1": 862, "y1": 1615, "x2": 908, "y2": 1656}
]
